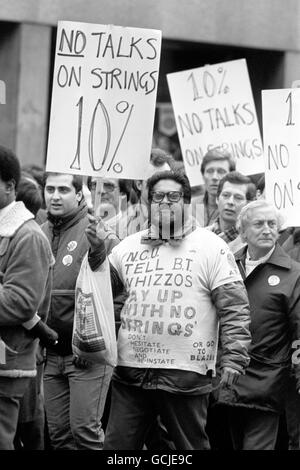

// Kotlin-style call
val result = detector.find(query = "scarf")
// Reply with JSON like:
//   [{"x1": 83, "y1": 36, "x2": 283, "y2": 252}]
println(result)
[{"x1": 141, "y1": 215, "x2": 196, "y2": 247}]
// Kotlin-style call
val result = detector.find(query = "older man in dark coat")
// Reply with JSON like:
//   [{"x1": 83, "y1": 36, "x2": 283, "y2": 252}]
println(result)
[{"x1": 218, "y1": 199, "x2": 300, "y2": 450}]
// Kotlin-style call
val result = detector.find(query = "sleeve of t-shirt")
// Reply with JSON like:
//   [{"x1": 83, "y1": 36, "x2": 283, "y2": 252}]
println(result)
[
  {"x1": 207, "y1": 236, "x2": 242, "y2": 291},
  {"x1": 108, "y1": 243, "x2": 123, "y2": 282}
]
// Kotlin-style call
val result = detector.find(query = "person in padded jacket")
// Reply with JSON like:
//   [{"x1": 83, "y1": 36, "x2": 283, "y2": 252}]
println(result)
[
  {"x1": 217, "y1": 200, "x2": 300, "y2": 450},
  {"x1": 281, "y1": 227, "x2": 300, "y2": 449},
  {"x1": 41, "y1": 172, "x2": 118, "y2": 450},
  {"x1": 86, "y1": 170, "x2": 252, "y2": 450},
  {"x1": 0, "y1": 147, "x2": 54, "y2": 449}
]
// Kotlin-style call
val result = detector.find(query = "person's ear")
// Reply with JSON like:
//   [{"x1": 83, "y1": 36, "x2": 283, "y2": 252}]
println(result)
[
  {"x1": 5, "y1": 180, "x2": 16, "y2": 193},
  {"x1": 135, "y1": 180, "x2": 143, "y2": 192},
  {"x1": 76, "y1": 191, "x2": 83, "y2": 203},
  {"x1": 240, "y1": 231, "x2": 247, "y2": 243}
]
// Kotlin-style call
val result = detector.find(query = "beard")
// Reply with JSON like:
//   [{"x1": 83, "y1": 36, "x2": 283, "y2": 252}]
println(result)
[
  {"x1": 157, "y1": 206, "x2": 185, "y2": 239},
  {"x1": 158, "y1": 212, "x2": 174, "y2": 238}
]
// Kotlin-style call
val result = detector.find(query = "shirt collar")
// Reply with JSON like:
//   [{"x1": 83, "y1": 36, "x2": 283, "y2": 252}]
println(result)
[
  {"x1": 246, "y1": 245, "x2": 275, "y2": 264},
  {"x1": 236, "y1": 243, "x2": 292, "y2": 270},
  {"x1": 211, "y1": 218, "x2": 239, "y2": 243}
]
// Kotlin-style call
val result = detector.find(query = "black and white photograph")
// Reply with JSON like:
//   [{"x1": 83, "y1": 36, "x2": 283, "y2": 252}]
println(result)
[{"x1": 0, "y1": 0, "x2": 300, "y2": 461}]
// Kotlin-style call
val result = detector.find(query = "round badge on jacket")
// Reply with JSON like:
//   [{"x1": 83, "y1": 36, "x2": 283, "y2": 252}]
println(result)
[
  {"x1": 268, "y1": 275, "x2": 280, "y2": 286},
  {"x1": 62, "y1": 254, "x2": 73, "y2": 266},
  {"x1": 67, "y1": 241, "x2": 78, "y2": 252}
]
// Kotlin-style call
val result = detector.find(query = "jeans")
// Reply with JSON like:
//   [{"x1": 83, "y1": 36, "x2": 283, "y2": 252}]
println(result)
[
  {"x1": 227, "y1": 406, "x2": 280, "y2": 450},
  {"x1": 144, "y1": 416, "x2": 176, "y2": 450},
  {"x1": 0, "y1": 377, "x2": 31, "y2": 450},
  {"x1": 14, "y1": 363, "x2": 45, "y2": 450},
  {"x1": 104, "y1": 380, "x2": 210, "y2": 450},
  {"x1": 206, "y1": 402, "x2": 233, "y2": 450},
  {"x1": 44, "y1": 352, "x2": 113, "y2": 450}
]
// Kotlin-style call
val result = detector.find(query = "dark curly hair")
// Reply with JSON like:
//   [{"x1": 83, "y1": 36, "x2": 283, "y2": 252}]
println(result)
[
  {"x1": 0, "y1": 145, "x2": 21, "y2": 189},
  {"x1": 147, "y1": 170, "x2": 191, "y2": 204}
]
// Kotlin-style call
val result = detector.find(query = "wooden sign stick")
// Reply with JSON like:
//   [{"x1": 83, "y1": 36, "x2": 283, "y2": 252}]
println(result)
[{"x1": 93, "y1": 177, "x2": 103, "y2": 219}]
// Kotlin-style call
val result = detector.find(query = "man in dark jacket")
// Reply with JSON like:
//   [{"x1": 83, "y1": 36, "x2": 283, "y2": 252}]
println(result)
[
  {"x1": 282, "y1": 228, "x2": 300, "y2": 449},
  {"x1": 218, "y1": 199, "x2": 300, "y2": 450},
  {"x1": 0, "y1": 146, "x2": 53, "y2": 449},
  {"x1": 42, "y1": 172, "x2": 118, "y2": 450},
  {"x1": 87, "y1": 170, "x2": 252, "y2": 450}
]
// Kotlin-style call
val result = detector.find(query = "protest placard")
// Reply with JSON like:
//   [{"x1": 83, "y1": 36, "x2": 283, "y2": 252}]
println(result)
[
  {"x1": 167, "y1": 59, "x2": 263, "y2": 186},
  {"x1": 46, "y1": 21, "x2": 161, "y2": 179},
  {"x1": 262, "y1": 88, "x2": 300, "y2": 227}
]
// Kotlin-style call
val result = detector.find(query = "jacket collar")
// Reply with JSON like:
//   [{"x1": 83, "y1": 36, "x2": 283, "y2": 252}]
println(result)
[
  {"x1": 0, "y1": 201, "x2": 34, "y2": 238},
  {"x1": 235, "y1": 242, "x2": 291, "y2": 270},
  {"x1": 47, "y1": 199, "x2": 88, "y2": 232}
]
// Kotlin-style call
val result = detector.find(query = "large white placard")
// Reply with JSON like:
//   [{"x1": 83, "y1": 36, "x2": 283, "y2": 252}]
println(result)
[
  {"x1": 167, "y1": 59, "x2": 263, "y2": 186},
  {"x1": 262, "y1": 88, "x2": 300, "y2": 227},
  {"x1": 46, "y1": 21, "x2": 161, "y2": 179}
]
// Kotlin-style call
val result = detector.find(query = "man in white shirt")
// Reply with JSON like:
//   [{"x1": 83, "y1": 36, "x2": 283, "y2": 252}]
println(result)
[{"x1": 87, "y1": 170, "x2": 252, "y2": 450}]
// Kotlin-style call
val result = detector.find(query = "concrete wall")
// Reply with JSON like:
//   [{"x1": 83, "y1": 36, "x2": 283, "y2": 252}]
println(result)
[
  {"x1": 0, "y1": 0, "x2": 299, "y2": 167},
  {"x1": 0, "y1": 0, "x2": 299, "y2": 51},
  {"x1": 0, "y1": 22, "x2": 52, "y2": 166}
]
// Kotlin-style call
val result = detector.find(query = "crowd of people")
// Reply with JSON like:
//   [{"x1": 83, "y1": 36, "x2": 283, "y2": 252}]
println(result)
[{"x1": 0, "y1": 142, "x2": 300, "y2": 451}]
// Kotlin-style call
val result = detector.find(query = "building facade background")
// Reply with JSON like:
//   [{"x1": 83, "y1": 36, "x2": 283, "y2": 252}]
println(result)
[{"x1": 0, "y1": 0, "x2": 299, "y2": 168}]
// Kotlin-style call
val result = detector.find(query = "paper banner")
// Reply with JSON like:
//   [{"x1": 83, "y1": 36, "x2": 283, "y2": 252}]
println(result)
[
  {"x1": 46, "y1": 21, "x2": 161, "y2": 180},
  {"x1": 167, "y1": 59, "x2": 263, "y2": 186}
]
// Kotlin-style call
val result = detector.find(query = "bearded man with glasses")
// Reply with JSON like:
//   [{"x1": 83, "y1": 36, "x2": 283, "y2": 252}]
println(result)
[{"x1": 86, "y1": 170, "x2": 252, "y2": 450}]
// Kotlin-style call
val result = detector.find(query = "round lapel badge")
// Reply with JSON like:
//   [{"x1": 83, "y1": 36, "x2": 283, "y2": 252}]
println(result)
[
  {"x1": 268, "y1": 275, "x2": 280, "y2": 286},
  {"x1": 62, "y1": 254, "x2": 73, "y2": 266},
  {"x1": 67, "y1": 241, "x2": 78, "y2": 252}
]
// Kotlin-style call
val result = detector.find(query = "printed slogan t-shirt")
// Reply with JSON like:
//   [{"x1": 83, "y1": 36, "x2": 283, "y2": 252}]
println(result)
[{"x1": 109, "y1": 227, "x2": 242, "y2": 376}]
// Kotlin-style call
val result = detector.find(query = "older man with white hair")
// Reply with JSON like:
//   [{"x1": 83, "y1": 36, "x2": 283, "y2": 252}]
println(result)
[{"x1": 217, "y1": 199, "x2": 300, "y2": 450}]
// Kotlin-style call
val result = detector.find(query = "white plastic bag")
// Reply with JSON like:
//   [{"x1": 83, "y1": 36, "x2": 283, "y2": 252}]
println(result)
[{"x1": 72, "y1": 253, "x2": 117, "y2": 367}]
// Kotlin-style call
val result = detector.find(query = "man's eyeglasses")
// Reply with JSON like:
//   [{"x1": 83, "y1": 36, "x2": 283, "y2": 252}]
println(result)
[
  {"x1": 102, "y1": 182, "x2": 117, "y2": 193},
  {"x1": 90, "y1": 181, "x2": 117, "y2": 193},
  {"x1": 151, "y1": 191, "x2": 183, "y2": 203}
]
